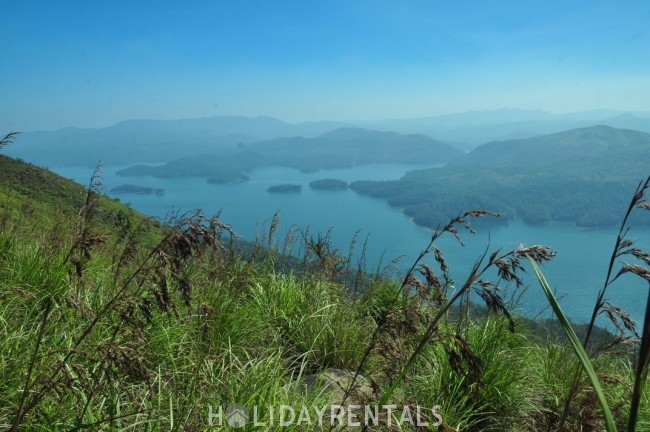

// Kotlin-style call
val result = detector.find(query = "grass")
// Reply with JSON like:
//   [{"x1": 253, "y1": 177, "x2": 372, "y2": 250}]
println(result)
[
  {"x1": 530, "y1": 259, "x2": 616, "y2": 431},
  {"x1": 0, "y1": 152, "x2": 648, "y2": 431},
  {"x1": 530, "y1": 177, "x2": 650, "y2": 432}
]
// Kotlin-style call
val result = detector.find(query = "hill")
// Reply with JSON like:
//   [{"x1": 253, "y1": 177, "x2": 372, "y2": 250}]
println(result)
[
  {"x1": 451, "y1": 125, "x2": 650, "y2": 173},
  {"x1": 0, "y1": 154, "x2": 157, "y2": 235},
  {"x1": 4, "y1": 115, "x2": 348, "y2": 167},
  {"x1": 256, "y1": 127, "x2": 461, "y2": 163},
  {"x1": 117, "y1": 127, "x2": 462, "y2": 179},
  {"x1": 351, "y1": 126, "x2": 650, "y2": 228}
]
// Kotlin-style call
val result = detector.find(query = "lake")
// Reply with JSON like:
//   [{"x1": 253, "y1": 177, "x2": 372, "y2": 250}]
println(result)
[{"x1": 52, "y1": 164, "x2": 650, "y2": 326}]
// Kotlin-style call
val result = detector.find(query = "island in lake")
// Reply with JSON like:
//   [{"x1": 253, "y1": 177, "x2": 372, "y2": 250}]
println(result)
[
  {"x1": 267, "y1": 184, "x2": 301, "y2": 193},
  {"x1": 110, "y1": 184, "x2": 165, "y2": 196},
  {"x1": 309, "y1": 178, "x2": 349, "y2": 191}
]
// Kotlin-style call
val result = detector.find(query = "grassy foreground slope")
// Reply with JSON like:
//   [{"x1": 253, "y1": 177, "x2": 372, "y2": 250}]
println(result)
[{"x1": 0, "y1": 154, "x2": 648, "y2": 431}]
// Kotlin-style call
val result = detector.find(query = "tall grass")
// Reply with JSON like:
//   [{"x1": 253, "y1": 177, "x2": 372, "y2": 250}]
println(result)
[{"x1": 531, "y1": 176, "x2": 650, "y2": 432}]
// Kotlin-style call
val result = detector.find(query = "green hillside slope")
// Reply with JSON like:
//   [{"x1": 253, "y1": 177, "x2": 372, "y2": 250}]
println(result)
[{"x1": 0, "y1": 154, "x2": 157, "y2": 235}]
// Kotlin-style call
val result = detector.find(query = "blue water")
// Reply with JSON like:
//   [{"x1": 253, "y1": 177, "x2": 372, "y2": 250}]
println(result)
[{"x1": 53, "y1": 164, "x2": 650, "y2": 326}]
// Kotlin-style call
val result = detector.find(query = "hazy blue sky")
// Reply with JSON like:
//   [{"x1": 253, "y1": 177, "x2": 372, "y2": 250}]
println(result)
[{"x1": 1, "y1": 0, "x2": 649, "y2": 130}]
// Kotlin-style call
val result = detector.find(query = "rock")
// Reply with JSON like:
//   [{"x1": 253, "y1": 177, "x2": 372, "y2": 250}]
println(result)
[{"x1": 292, "y1": 368, "x2": 375, "y2": 405}]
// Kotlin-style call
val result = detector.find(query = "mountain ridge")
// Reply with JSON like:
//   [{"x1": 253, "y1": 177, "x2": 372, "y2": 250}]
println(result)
[
  {"x1": 5, "y1": 115, "x2": 350, "y2": 167},
  {"x1": 9, "y1": 109, "x2": 650, "y2": 167},
  {"x1": 451, "y1": 125, "x2": 650, "y2": 171},
  {"x1": 358, "y1": 110, "x2": 650, "y2": 149},
  {"x1": 117, "y1": 126, "x2": 462, "y2": 179}
]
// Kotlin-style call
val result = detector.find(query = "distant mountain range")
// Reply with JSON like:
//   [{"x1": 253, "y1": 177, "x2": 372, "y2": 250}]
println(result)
[
  {"x1": 358, "y1": 109, "x2": 650, "y2": 150},
  {"x1": 7, "y1": 109, "x2": 650, "y2": 167},
  {"x1": 4, "y1": 116, "x2": 348, "y2": 167},
  {"x1": 116, "y1": 127, "x2": 462, "y2": 182}
]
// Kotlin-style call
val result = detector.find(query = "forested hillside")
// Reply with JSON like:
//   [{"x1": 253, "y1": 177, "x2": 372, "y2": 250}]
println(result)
[{"x1": 352, "y1": 126, "x2": 650, "y2": 228}]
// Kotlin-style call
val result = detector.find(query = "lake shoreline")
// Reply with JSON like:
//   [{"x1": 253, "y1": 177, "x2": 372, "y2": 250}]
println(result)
[{"x1": 49, "y1": 163, "x2": 650, "y2": 325}]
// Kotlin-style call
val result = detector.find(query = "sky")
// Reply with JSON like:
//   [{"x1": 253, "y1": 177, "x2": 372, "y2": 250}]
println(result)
[{"x1": 1, "y1": 0, "x2": 649, "y2": 131}]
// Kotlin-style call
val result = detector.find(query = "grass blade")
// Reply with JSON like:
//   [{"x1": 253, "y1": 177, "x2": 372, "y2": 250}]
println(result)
[
  {"x1": 529, "y1": 258, "x2": 617, "y2": 432},
  {"x1": 628, "y1": 282, "x2": 650, "y2": 432}
]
